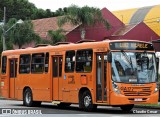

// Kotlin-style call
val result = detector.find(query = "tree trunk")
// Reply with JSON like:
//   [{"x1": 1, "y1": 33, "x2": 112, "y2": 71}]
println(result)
[{"x1": 80, "y1": 28, "x2": 86, "y2": 40}]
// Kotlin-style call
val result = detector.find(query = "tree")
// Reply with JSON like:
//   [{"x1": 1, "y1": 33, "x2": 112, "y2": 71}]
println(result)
[
  {"x1": 58, "y1": 5, "x2": 111, "y2": 39},
  {"x1": 0, "y1": 0, "x2": 38, "y2": 21},
  {"x1": 7, "y1": 18, "x2": 41, "y2": 49},
  {"x1": 0, "y1": 29, "x2": 3, "y2": 52},
  {"x1": 0, "y1": 0, "x2": 56, "y2": 21},
  {"x1": 48, "y1": 28, "x2": 66, "y2": 44}
]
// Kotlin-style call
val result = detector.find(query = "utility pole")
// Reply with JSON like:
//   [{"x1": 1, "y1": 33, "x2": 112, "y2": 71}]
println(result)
[
  {"x1": 1, "y1": 7, "x2": 23, "y2": 51},
  {"x1": 2, "y1": 7, "x2": 6, "y2": 51}
]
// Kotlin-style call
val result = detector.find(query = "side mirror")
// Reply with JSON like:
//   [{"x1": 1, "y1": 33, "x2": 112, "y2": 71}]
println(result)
[
  {"x1": 156, "y1": 57, "x2": 159, "y2": 73},
  {"x1": 108, "y1": 51, "x2": 112, "y2": 63},
  {"x1": 156, "y1": 58, "x2": 159, "y2": 82}
]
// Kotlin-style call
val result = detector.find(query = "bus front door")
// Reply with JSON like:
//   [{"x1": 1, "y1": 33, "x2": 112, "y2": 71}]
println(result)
[
  {"x1": 96, "y1": 53, "x2": 107, "y2": 102},
  {"x1": 9, "y1": 59, "x2": 17, "y2": 98},
  {"x1": 52, "y1": 56, "x2": 63, "y2": 101}
]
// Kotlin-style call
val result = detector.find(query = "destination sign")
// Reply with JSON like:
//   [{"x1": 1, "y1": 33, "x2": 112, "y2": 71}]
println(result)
[{"x1": 109, "y1": 42, "x2": 154, "y2": 50}]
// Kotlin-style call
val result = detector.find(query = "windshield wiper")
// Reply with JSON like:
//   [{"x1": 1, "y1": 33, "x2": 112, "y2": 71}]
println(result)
[{"x1": 121, "y1": 50, "x2": 134, "y2": 74}]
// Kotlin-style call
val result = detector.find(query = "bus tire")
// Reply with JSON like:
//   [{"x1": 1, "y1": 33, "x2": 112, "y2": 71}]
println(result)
[
  {"x1": 81, "y1": 90, "x2": 97, "y2": 111},
  {"x1": 120, "y1": 104, "x2": 134, "y2": 112},
  {"x1": 23, "y1": 88, "x2": 34, "y2": 107}
]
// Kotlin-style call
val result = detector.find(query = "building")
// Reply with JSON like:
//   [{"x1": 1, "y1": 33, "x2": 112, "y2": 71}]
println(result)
[
  {"x1": 113, "y1": 5, "x2": 160, "y2": 36},
  {"x1": 32, "y1": 8, "x2": 123, "y2": 43},
  {"x1": 29, "y1": 6, "x2": 160, "y2": 51}
]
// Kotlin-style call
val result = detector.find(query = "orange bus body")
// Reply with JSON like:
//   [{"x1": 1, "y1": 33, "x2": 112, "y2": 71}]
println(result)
[{"x1": 1, "y1": 39, "x2": 159, "y2": 111}]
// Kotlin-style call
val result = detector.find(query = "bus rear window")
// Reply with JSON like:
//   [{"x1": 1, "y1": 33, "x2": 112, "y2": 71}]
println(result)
[{"x1": 1, "y1": 56, "x2": 7, "y2": 74}]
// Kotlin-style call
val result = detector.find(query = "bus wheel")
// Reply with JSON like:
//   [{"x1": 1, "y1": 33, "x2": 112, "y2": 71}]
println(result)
[
  {"x1": 23, "y1": 88, "x2": 34, "y2": 107},
  {"x1": 81, "y1": 90, "x2": 97, "y2": 111},
  {"x1": 120, "y1": 104, "x2": 134, "y2": 112}
]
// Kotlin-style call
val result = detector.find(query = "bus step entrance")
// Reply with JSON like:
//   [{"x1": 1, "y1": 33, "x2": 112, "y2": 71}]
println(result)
[{"x1": 52, "y1": 101, "x2": 61, "y2": 105}]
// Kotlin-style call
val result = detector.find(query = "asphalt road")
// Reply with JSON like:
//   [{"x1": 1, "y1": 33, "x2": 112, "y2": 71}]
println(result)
[{"x1": 0, "y1": 99, "x2": 159, "y2": 117}]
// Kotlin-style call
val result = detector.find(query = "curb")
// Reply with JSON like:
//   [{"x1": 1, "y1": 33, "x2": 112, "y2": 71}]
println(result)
[
  {"x1": 0, "y1": 97, "x2": 6, "y2": 100},
  {"x1": 0, "y1": 98, "x2": 5, "y2": 100}
]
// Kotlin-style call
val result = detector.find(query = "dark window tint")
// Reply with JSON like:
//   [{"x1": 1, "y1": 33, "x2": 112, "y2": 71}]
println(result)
[
  {"x1": 59, "y1": 57, "x2": 62, "y2": 77},
  {"x1": 1, "y1": 56, "x2": 7, "y2": 74},
  {"x1": 65, "y1": 51, "x2": 75, "y2": 72},
  {"x1": 45, "y1": 53, "x2": 49, "y2": 72},
  {"x1": 31, "y1": 53, "x2": 44, "y2": 73},
  {"x1": 10, "y1": 59, "x2": 17, "y2": 78},
  {"x1": 53, "y1": 57, "x2": 58, "y2": 77},
  {"x1": 52, "y1": 57, "x2": 63, "y2": 77},
  {"x1": 76, "y1": 49, "x2": 93, "y2": 72},
  {"x1": 19, "y1": 54, "x2": 31, "y2": 74}
]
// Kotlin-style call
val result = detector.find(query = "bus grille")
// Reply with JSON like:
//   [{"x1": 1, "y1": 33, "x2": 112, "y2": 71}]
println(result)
[{"x1": 123, "y1": 87, "x2": 151, "y2": 96}]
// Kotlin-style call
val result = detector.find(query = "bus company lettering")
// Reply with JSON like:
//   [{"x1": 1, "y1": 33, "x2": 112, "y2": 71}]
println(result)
[
  {"x1": 119, "y1": 43, "x2": 148, "y2": 49},
  {"x1": 68, "y1": 75, "x2": 75, "y2": 84},
  {"x1": 96, "y1": 48, "x2": 105, "y2": 52}
]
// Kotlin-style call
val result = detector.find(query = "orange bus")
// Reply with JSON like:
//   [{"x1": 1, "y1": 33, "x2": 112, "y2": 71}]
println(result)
[{"x1": 1, "y1": 39, "x2": 159, "y2": 112}]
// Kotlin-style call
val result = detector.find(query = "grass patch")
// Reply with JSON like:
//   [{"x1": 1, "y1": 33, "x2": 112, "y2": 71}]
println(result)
[{"x1": 136, "y1": 103, "x2": 160, "y2": 107}]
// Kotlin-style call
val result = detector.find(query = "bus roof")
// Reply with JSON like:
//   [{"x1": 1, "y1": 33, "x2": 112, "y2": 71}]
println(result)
[{"x1": 2, "y1": 39, "x2": 153, "y2": 55}]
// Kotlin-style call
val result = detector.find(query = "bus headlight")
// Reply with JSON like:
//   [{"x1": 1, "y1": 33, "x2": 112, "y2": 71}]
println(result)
[
  {"x1": 112, "y1": 82, "x2": 120, "y2": 94},
  {"x1": 154, "y1": 84, "x2": 159, "y2": 93}
]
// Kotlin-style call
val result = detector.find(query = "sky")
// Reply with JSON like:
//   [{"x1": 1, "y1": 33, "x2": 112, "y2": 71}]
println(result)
[{"x1": 28, "y1": 0, "x2": 160, "y2": 12}]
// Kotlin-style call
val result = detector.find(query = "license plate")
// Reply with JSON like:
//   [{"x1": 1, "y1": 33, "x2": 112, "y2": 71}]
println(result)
[{"x1": 134, "y1": 98, "x2": 142, "y2": 101}]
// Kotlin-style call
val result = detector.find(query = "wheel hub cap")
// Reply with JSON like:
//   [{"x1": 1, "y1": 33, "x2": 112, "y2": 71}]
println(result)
[
  {"x1": 84, "y1": 95, "x2": 91, "y2": 107},
  {"x1": 26, "y1": 92, "x2": 31, "y2": 104}
]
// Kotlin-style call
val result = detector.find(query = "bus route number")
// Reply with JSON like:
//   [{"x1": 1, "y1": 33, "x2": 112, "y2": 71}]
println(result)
[{"x1": 120, "y1": 87, "x2": 134, "y2": 91}]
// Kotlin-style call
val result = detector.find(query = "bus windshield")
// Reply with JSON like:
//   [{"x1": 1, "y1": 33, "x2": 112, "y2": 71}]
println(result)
[{"x1": 112, "y1": 52, "x2": 157, "y2": 83}]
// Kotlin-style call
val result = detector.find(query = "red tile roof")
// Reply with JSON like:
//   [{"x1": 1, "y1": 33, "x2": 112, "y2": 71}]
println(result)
[{"x1": 32, "y1": 17, "x2": 79, "y2": 39}]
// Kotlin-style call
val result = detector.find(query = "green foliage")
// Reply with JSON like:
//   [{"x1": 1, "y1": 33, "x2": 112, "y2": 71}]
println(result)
[
  {"x1": 6, "y1": 18, "x2": 41, "y2": 49},
  {"x1": 0, "y1": 0, "x2": 69, "y2": 21},
  {"x1": 0, "y1": 0, "x2": 37, "y2": 21},
  {"x1": 0, "y1": 0, "x2": 69, "y2": 52},
  {"x1": 48, "y1": 28, "x2": 66, "y2": 44},
  {"x1": 0, "y1": 25, "x2": 4, "y2": 52},
  {"x1": 58, "y1": 5, "x2": 111, "y2": 39},
  {"x1": 136, "y1": 104, "x2": 160, "y2": 107},
  {"x1": 58, "y1": 5, "x2": 110, "y2": 28}
]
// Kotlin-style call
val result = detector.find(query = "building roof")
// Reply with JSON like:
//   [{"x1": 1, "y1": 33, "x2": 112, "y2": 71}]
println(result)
[
  {"x1": 112, "y1": 5, "x2": 160, "y2": 36},
  {"x1": 32, "y1": 17, "x2": 79, "y2": 39},
  {"x1": 112, "y1": 24, "x2": 137, "y2": 36}
]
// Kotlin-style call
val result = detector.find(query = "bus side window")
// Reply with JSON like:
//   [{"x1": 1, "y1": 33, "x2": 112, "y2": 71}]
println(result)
[
  {"x1": 65, "y1": 50, "x2": 75, "y2": 72},
  {"x1": 76, "y1": 49, "x2": 93, "y2": 72},
  {"x1": 1, "y1": 56, "x2": 7, "y2": 74},
  {"x1": 45, "y1": 52, "x2": 49, "y2": 72},
  {"x1": 19, "y1": 54, "x2": 31, "y2": 74},
  {"x1": 31, "y1": 53, "x2": 45, "y2": 73}
]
